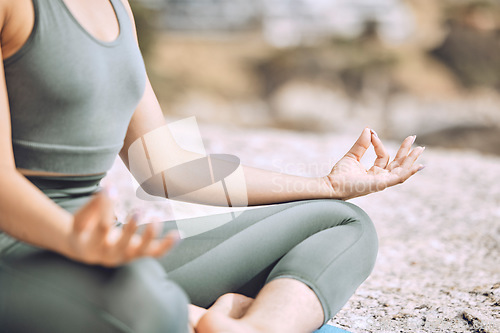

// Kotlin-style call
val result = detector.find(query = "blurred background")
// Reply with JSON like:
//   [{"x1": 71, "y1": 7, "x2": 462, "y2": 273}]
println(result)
[{"x1": 130, "y1": 0, "x2": 500, "y2": 156}]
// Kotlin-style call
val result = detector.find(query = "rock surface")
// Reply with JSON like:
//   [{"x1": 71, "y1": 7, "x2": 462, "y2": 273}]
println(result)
[{"x1": 106, "y1": 122, "x2": 500, "y2": 333}]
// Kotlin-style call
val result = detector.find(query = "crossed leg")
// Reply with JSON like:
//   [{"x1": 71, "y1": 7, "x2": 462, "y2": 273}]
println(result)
[{"x1": 159, "y1": 199, "x2": 378, "y2": 333}]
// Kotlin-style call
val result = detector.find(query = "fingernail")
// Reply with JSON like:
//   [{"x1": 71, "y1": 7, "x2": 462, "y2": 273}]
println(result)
[
  {"x1": 418, "y1": 165, "x2": 426, "y2": 172},
  {"x1": 411, "y1": 135, "x2": 417, "y2": 144},
  {"x1": 370, "y1": 129, "x2": 378, "y2": 138}
]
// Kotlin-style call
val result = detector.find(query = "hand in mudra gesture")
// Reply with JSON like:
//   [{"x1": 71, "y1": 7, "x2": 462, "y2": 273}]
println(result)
[
  {"x1": 65, "y1": 190, "x2": 180, "y2": 267},
  {"x1": 325, "y1": 128, "x2": 425, "y2": 200}
]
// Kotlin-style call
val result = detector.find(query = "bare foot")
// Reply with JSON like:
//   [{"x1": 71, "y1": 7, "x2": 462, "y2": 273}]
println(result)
[
  {"x1": 189, "y1": 304, "x2": 208, "y2": 332},
  {"x1": 189, "y1": 294, "x2": 253, "y2": 332},
  {"x1": 197, "y1": 310, "x2": 266, "y2": 333},
  {"x1": 209, "y1": 293, "x2": 254, "y2": 319}
]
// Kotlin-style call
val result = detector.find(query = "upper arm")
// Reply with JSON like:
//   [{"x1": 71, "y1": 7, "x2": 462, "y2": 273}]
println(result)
[
  {"x1": 0, "y1": 2, "x2": 17, "y2": 171},
  {"x1": 118, "y1": 0, "x2": 183, "y2": 169}
]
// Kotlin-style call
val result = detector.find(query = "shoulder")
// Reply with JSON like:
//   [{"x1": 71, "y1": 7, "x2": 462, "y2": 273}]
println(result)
[
  {"x1": 118, "y1": 0, "x2": 139, "y2": 40},
  {"x1": 0, "y1": 0, "x2": 13, "y2": 29},
  {"x1": 0, "y1": 0, "x2": 33, "y2": 53},
  {"x1": 0, "y1": 0, "x2": 30, "y2": 25},
  {"x1": 118, "y1": 0, "x2": 135, "y2": 22}
]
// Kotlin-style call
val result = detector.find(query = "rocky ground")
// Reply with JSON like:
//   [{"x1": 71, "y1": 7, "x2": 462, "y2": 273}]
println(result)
[{"x1": 105, "y1": 122, "x2": 500, "y2": 333}]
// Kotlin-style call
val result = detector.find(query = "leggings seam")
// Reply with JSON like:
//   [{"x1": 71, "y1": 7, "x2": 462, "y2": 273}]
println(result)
[{"x1": 0, "y1": 262, "x2": 134, "y2": 333}]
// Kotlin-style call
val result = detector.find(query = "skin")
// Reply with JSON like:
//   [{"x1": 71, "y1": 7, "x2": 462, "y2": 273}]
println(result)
[{"x1": 0, "y1": 1, "x2": 424, "y2": 332}]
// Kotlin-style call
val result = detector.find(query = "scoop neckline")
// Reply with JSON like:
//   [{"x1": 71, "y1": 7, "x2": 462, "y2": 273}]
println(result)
[{"x1": 59, "y1": 0, "x2": 123, "y2": 47}]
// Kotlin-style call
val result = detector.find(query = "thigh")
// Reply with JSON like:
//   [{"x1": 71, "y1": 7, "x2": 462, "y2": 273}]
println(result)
[
  {"x1": 0, "y1": 241, "x2": 189, "y2": 333},
  {"x1": 158, "y1": 199, "x2": 371, "y2": 307}
]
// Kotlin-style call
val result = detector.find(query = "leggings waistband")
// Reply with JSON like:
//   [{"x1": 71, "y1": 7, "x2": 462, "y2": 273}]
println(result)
[
  {"x1": 25, "y1": 173, "x2": 106, "y2": 211},
  {"x1": 25, "y1": 173, "x2": 105, "y2": 193},
  {"x1": 1, "y1": 173, "x2": 108, "y2": 255}
]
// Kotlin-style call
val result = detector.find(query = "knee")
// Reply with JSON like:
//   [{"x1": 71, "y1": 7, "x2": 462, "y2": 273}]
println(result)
[
  {"x1": 308, "y1": 199, "x2": 375, "y2": 230},
  {"x1": 108, "y1": 258, "x2": 190, "y2": 333},
  {"x1": 315, "y1": 200, "x2": 378, "y2": 273},
  {"x1": 321, "y1": 201, "x2": 379, "y2": 289},
  {"x1": 342, "y1": 201, "x2": 379, "y2": 278}
]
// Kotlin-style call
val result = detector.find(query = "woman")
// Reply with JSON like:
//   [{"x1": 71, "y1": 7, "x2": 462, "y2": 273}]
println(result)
[{"x1": 0, "y1": 0, "x2": 424, "y2": 332}]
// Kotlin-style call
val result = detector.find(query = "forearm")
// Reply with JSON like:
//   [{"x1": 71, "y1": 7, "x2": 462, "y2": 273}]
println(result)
[
  {"x1": 0, "y1": 169, "x2": 73, "y2": 255},
  {"x1": 123, "y1": 123, "x2": 335, "y2": 207},
  {"x1": 162, "y1": 165, "x2": 333, "y2": 207},
  {"x1": 136, "y1": 148, "x2": 334, "y2": 207},
  {"x1": 241, "y1": 165, "x2": 333, "y2": 206}
]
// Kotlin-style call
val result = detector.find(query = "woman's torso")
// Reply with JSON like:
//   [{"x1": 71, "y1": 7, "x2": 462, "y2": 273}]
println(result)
[
  {"x1": 0, "y1": 0, "x2": 145, "y2": 252},
  {"x1": 1, "y1": 0, "x2": 146, "y2": 177}
]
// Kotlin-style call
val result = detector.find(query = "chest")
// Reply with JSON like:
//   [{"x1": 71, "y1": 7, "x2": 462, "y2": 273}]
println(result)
[
  {"x1": 4, "y1": 0, "x2": 145, "y2": 110},
  {"x1": 1, "y1": 0, "x2": 123, "y2": 59},
  {"x1": 60, "y1": 0, "x2": 121, "y2": 43}
]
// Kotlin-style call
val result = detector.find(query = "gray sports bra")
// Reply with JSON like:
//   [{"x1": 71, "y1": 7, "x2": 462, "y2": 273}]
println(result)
[{"x1": 3, "y1": 0, "x2": 146, "y2": 174}]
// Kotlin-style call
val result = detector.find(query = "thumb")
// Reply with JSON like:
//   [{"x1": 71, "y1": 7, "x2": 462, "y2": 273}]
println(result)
[
  {"x1": 344, "y1": 128, "x2": 371, "y2": 161},
  {"x1": 73, "y1": 191, "x2": 106, "y2": 233}
]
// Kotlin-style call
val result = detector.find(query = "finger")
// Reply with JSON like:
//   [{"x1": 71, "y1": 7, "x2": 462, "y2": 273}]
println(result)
[
  {"x1": 401, "y1": 146, "x2": 425, "y2": 169},
  {"x1": 407, "y1": 163, "x2": 425, "y2": 178},
  {"x1": 87, "y1": 191, "x2": 115, "y2": 246},
  {"x1": 135, "y1": 223, "x2": 156, "y2": 255},
  {"x1": 388, "y1": 135, "x2": 416, "y2": 170},
  {"x1": 146, "y1": 216, "x2": 163, "y2": 239},
  {"x1": 99, "y1": 188, "x2": 117, "y2": 225},
  {"x1": 370, "y1": 129, "x2": 390, "y2": 168},
  {"x1": 150, "y1": 230, "x2": 181, "y2": 257},
  {"x1": 395, "y1": 135, "x2": 416, "y2": 160},
  {"x1": 345, "y1": 128, "x2": 371, "y2": 161},
  {"x1": 73, "y1": 191, "x2": 104, "y2": 233},
  {"x1": 388, "y1": 162, "x2": 425, "y2": 187},
  {"x1": 116, "y1": 215, "x2": 139, "y2": 255}
]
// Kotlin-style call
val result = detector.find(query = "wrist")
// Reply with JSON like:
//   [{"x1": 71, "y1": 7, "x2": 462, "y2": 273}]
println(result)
[
  {"x1": 286, "y1": 176, "x2": 335, "y2": 201},
  {"x1": 319, "y1": 175, "x2": 344, "y2": 200},
  {"x1": 51, "y1": 212, "x2": 76, "y2": 259},
  {"x1": 314, "y1": 176, "x2": 335, "y2": 199}
]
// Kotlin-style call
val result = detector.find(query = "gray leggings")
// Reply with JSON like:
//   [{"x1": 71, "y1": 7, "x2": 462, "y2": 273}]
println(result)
[{"x1": 0, "y1": 175, "x2": 378, "y2": 333}]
